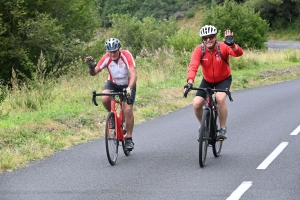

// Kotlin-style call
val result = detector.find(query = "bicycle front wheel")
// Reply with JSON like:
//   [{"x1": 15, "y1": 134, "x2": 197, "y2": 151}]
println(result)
[
  {"x1": 105, "y1": 112, "x2": 118, "y2": 165},
  {"x1": 199, "y1": 109, "x2": 210, "y2": 167},
  {"x1": 212, "y1": 114, "x2": 223, "y2": 157}
]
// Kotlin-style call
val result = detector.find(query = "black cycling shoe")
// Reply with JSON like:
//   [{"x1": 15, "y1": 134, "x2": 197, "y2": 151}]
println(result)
[{"x1": 125, "y1": 138, "x2": 134, "y2": 151}]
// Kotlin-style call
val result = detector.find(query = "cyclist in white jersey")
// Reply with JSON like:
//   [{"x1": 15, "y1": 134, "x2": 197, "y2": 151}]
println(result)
[{"x1": 85, "y1": 38, "x2": 137, "y2": 151}]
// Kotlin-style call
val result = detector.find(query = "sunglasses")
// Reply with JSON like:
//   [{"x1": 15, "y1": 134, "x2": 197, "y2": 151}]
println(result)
[
  {"x1": 109, "y1": 50, "x2": 119, "y2": 53},
  {"x1": 202, "y1": 35, "x2": 216, "y2": 41}
]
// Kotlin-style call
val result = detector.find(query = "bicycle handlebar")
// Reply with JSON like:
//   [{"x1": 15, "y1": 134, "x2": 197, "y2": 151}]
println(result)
[
  {"x1": 92, "y1": 88, "x2": 133, "y2": 106},
  {"x1": 183, "y1": 85, "x2": 233, "y2": 102}
]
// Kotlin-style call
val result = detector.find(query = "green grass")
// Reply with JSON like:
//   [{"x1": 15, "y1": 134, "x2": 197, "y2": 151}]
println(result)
[
  {"x1": 1, "y1": 47, "x2": 300, "y2": 173},
  {"x1": 268, "y1": 29, "x2": 300, "y2": 41}
]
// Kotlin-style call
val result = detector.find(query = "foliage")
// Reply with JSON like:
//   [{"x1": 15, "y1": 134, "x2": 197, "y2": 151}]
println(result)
[
  {"x1": 109, "y1": 14, "x2": 179, "y2": 56},
  {"x1": 198, "y1": 0, "x2": 246, "y2": 4},
  {"x1": 84, "y1": 37, "x2": 107, "y2": 60},
  {"x1": 167, "y1": 29, "x2": 201, "y2": 52},
  {"x1": 99, "y1": 0, "x2": 199, "y2": 26},
  {"x1": 0, "y1": 0, "x2": 99, "y2": 86},
  {"x1": 1, "y1": 0, "x2": 299, "y2": 88},
  {"x1": 245, "y1": 0, "x2": 300, "y2": 30},
  {"x1": 0, "y1": 80, "x2": 8, "y2": 104},
  {"x1": 202, "y1": 0, "x2": 269, "y2": 49}
]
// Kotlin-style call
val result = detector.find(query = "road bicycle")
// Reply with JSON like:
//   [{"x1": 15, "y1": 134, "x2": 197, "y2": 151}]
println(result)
[
  {"x1": 183, "y1": 85, "x2": 233, "y2": 167},
  {"x1": 92, "y1": 89, "x2": 133, "y2": 165}
]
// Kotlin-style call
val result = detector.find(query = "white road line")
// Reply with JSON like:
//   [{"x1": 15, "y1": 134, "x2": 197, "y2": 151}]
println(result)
[
  {"x1": 226, "y1": 181, "x2": 252, "y2": 200},
  {"x1": 257, "y1": 142, "x2": 289, "y2": 170},
  {"x1": 290, "y1": 125, "x2": 300, "y2": 135}
]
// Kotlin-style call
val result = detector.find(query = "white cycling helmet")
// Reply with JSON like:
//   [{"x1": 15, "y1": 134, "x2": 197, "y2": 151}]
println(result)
[
  {"x1": 105, "y1": 38, "x2": 121, "y2": 52},
  {"x1": 199, "y1": 25, "x2": 218, "y2": 37}
]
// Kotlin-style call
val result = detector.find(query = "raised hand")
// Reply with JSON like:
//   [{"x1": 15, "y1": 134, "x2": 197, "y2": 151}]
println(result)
[
  {"x1": 85, "y1": 56, "x2": 96, "y2": 69},
  {"x1": 224, "y1": 30, "x2": 235, "y2": 47}
]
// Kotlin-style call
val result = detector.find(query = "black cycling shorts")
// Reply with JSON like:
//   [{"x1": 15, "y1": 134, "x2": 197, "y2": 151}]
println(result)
[
  {"x1": 103, "y1": 80, "x2": 136, "y2": 104},
  {"x1": 196, "y1": 75, "x2": 232, "y2": 98}
]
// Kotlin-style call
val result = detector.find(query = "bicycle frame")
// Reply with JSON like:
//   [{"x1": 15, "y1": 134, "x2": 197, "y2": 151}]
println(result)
[
  {"x1": 92, "y1": 89, "x2": 133, "y2": 165},
  {"x1": 92, "y1": 90, "x2": 127, "y2": 141},
  {"x1": 203, "y1": 94, "x2": 218, "y2": 142}
]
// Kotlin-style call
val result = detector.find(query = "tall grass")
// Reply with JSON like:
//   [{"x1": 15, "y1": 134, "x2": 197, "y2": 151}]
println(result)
[{"x1": 1, "y1": 48, "x2": 300, "y2": 172}]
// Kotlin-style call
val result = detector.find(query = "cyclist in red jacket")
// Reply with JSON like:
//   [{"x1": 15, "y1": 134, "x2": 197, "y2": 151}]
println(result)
[
  {"x1": 86, "y1": 38, "x2": 137, "y2": 151},
  {"x1": 185, "y1": 25, "x2": 243, "y2": 140}
]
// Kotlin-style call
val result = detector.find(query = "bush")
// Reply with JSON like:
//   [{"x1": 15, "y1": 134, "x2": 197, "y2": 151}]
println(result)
[
  {"x1": 186, "y1": 11, "x2": 195, "y2": 18},
  {"x1": 167, "y1": 29, "x2": 201, "y2": 52},
  {"x1": 0, "y1": 0, "x2": 100, "y2": 86},
  {"x1": 202, "y1": 0, "x2": 269, "y2": 49},
  {"x1": 230, "y1": 57, "x2": 248, "y2": 70},
  {"x1": 109, "y1": 14, "x2": 179, "y2": 57},
  {"x1": 0, "y1": 81, "x2": 8, "y2": 105},
  {"x1": 83, "y1": 37, "x2": 106, "y2": 60}
]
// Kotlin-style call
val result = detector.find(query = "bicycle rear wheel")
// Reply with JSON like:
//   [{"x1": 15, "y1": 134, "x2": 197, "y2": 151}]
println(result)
[
  {"x1": 105, "y1": 112, "x2": 118, "y2": 165},
  {"x1": 199, "y1": 109, "x2": 210, "y2": 167},
  {"x1": 212, "y1": 114, "x2": 223, "y2": 157}
]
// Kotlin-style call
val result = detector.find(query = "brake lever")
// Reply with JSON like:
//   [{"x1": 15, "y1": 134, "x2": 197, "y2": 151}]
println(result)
[
  {"x1": 183, "y1": 84, "x2": 192, "y2": 98},
  {"x1": 225, "y1": 88, "x2": 233, "y2": 102},
  {"x1": 92, "y1": 90, "x2": 98, "y2": 106},
  {"x1": 123, "y1": 88, "x2": 133, "y2": 105}
]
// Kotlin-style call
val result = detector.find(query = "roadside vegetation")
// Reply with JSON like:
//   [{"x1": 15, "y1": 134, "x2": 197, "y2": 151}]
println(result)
[
  {"x1": 1, "y1": 47, "x2": 300, "y2": 173},
  {"x1": 1, "y1": 0, "x2": 300, "y2": 172}
]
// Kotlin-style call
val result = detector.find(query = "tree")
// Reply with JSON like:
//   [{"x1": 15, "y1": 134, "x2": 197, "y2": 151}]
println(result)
[
  {"x1": 202, "y1": 0, "x2": 269, "y2": 49},
  {"x1": 0, "y1": 0, "x2": 99, "y2": 86},
  {"x1": 245, "y1": 0, "x2": 300, "y2": 29},
  {"x1": 98, "y1": 0, "x2": 197, "y2": 27}
]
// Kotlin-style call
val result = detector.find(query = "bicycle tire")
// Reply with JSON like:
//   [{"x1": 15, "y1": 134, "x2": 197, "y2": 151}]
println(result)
[
  {"x1": 212, "y1": 113, "x2": 223, "y2": 157},
  {"x1": 105, "y1": 112, "x2": 118, "y2": 165},
  {"x1": 199, "y1": 109, "x2": 210, "y2": 167}
]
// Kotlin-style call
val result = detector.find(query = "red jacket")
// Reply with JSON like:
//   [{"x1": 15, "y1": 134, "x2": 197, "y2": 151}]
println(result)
[{"x1": 187, "y1": 42, "x2": 243, "y2": 83}]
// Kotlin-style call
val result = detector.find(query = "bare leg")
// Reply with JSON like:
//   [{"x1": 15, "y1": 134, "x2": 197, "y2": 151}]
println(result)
[
  {"x1": 123, "y1": 103, "x2": 134, "y2": 138},
  {"x1": 216, "y1": 92, "x2": 228, "y2": 128},
  {"x1": 101, "y1": 89, "x2": 111, "y2": 112},
  {"x1": 193, "y1": 96, "x2": 205, "y2": 124}
]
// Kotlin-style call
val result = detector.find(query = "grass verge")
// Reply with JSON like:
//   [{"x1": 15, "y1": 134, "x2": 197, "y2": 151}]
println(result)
[{"x1": 0, "y1": 48, "x2": 300, "y2": 173}]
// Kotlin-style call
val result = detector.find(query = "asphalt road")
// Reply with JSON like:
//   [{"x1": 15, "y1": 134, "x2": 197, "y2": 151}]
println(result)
[
  {"x1": 265, "y1": 41, "x2": 300, "y2": 49},
  {"x1": 1, "y1": 78, "x2": 300, "y2": 200}
]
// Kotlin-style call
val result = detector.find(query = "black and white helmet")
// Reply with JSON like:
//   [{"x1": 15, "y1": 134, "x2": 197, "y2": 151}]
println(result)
[
  {"x1": 105, "y1": 38, "x2": 121, "y2": 52},
  {"x1": 199, "y1": 25, "x2": 218, "y2": 37}
]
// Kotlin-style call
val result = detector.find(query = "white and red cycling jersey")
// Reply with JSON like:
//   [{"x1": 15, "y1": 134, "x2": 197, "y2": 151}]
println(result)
[{"x1": 96, "y1": 50, "x2": 136, "y2": 85}]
